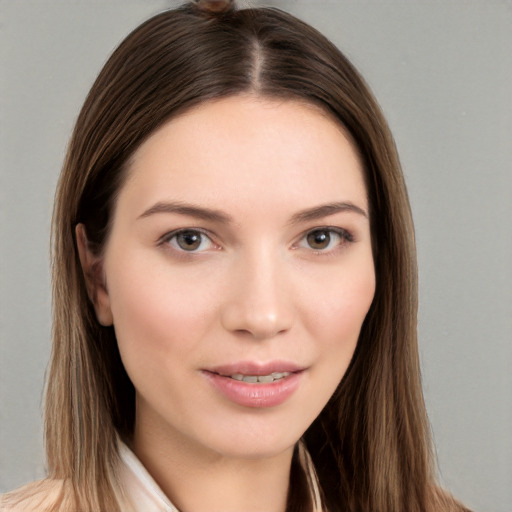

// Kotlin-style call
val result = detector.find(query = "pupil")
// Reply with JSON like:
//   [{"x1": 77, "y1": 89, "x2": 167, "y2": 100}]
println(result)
[
  {"x1": 307, "y1": 230, "x2": 330, "y2": 249},
  {"x1": 177, "y1": 231, "x2": 201, "y2": 251}
]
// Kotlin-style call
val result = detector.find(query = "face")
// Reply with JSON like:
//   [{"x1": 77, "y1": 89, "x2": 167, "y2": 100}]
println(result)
[{"x1": 82, "y1": 96, "x2": 375, "y2": 461}]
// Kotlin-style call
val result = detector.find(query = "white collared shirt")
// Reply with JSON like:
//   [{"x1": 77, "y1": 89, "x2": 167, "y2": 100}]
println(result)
[{"x1": 118, "y1": 442, "x2": 179, "y2": 512}]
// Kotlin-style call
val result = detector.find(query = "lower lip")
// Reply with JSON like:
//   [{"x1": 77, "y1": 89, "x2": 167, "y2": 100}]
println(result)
[{"x1": 202, "y1": 371, "x2": 302, "y2": 408}]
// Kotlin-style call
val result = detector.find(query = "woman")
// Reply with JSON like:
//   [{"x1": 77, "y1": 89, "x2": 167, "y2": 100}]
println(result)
[{"x1": 1, "y1": 1, "x2": 471, "y2": 511}]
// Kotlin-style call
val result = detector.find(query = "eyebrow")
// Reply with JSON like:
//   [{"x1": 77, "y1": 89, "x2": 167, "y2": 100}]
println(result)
[
  {"x1": 288, "y1": 201, "x2": 368, "y2": 224},
  {"x1": 138, "y1": 201, "x2": 234, "y2": 224},
  {"x1": 138, "y1": 200, "x2": 368, "y2": 224}
]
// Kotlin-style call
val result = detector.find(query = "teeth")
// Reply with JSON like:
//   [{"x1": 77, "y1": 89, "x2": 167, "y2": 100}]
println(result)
[
  {"x1": 229, "y1": 372, "x2": 291, "y2": 383},
  {"x1": 257, "y1": 374, "x2": 275, "y2": 383}
]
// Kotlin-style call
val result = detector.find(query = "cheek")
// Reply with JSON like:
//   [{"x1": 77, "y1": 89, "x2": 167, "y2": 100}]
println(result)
[
  {"x1": 105, "y1": 254, "x2": 218, "y2": 368},
  {"x1": 302, "y1": 263, "x2": 376, "y2": 348},
  {"x1": 298, "y1": 259, "x2": 375, "y2": 397}
]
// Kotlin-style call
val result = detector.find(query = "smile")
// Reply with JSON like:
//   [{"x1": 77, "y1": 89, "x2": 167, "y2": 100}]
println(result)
[{"x1": 203, "y1": 363, "x2": 304, "y2": 408}]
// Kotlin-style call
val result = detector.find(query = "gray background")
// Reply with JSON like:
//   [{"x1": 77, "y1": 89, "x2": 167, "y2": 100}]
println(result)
[{"x1": 1, "y1": 1, "x2": 511, "y2": 511}]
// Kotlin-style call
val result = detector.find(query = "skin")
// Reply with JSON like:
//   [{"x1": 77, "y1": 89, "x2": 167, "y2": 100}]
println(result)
[{"x1": 78, "y1": 95, "x2": 375, "y2": 512}]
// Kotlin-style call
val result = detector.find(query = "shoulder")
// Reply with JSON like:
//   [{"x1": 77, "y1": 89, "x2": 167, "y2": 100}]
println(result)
[{"x1": 0, "y1": 479, "x2": 75, "y2": 512}]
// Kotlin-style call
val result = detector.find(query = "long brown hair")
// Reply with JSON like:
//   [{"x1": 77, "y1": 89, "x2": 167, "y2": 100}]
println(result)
[{"x1": 15, "y1": 1, "x2": 469, "y2": 511}]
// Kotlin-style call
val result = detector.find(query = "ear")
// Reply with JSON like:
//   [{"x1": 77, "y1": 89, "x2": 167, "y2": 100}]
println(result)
[{"x1": 75, "y1": 224, "x2": 114, "y2": 326}]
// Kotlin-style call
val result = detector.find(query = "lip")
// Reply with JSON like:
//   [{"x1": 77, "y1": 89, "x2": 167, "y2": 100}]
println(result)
[
  {"x1": 207, "y1": 360, "x2": 304, "y2": 377},
  {"x1": 202, "y1": 361, "x2": 305, "y2": 408}
]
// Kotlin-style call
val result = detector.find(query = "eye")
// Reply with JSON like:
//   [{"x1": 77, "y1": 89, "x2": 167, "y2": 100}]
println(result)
[
  {"x1": 164, "y1": 229, "x2": 215, "y2": 252},
  {"x1": 298, "y1": 228, "x2": 353, "y2": 251}
]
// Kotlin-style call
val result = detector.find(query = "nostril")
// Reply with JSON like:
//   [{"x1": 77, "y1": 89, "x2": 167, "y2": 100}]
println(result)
[{"x1": 221, "y1": 304, "x2": 293, "y2": 340}]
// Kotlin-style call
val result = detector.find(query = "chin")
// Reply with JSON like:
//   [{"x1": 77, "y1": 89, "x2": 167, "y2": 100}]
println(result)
[
  {"x1": 196, "y1": 417, "x2": 308, "y2": 461},
  {"x1": 214, "y1": 438, "x2": 298, "y2": 461}
]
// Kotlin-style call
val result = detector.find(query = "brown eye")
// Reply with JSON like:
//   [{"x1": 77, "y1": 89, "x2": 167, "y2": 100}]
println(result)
[
  {"x1": 299, "y1": 228, "x2": 352, "y2": 252},
  {"x1": 176, "y1": 231, "x2": 201, "y2": 250},
  {"x1": 167, "y1": 230, "x2": 213, "y2": 252},
  {"x1": 306, "y1": 230, "x2": 332, "y2": 250}
]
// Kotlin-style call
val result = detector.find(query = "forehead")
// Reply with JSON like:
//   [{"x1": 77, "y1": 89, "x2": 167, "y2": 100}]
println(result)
[{"x1": 120, "y1": 95, "x2": 367, "y2": 217}]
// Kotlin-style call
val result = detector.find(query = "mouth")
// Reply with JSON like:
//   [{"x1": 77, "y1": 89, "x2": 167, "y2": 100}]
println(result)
[
  {"x1": 202, "y1": 362, "x2": 305, "y2": 407},
  {"x1": 227, "y1": 372, "x2": 291, "y2": 383},
  {"x1": 205, "y1": 361, "x2": 304, "y2": 381}
]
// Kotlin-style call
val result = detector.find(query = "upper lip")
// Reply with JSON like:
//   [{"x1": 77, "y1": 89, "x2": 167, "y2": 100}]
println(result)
[{"x1": 206, "y1": 361, "x2": 305, "y2": 376}]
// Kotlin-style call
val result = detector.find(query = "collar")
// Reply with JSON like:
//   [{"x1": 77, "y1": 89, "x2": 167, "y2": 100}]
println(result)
[{"x1": 118, "y1": 441, "x2": 179, "y2": 512}]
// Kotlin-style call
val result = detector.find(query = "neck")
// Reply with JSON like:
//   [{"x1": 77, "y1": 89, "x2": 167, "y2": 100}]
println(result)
[{"x1": 132, "y1": 416, "x2": 294, "y2": 512}]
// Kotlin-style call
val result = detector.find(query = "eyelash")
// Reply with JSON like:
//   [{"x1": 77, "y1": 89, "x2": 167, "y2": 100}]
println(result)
[
  {"x1": 159, "y1": 228, "x2": 218, "y2": 254},
  {"x1": 158, "y1": 226, "x2": 355, "y2": 255},
  {"x1": 294, "y1": 227, "x2": 355, "y2": 254}
]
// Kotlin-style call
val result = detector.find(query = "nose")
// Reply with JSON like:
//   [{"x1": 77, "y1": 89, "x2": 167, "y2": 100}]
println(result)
[{"x1": 220, "y1": 250, "x2": 294, "y2": 340}]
